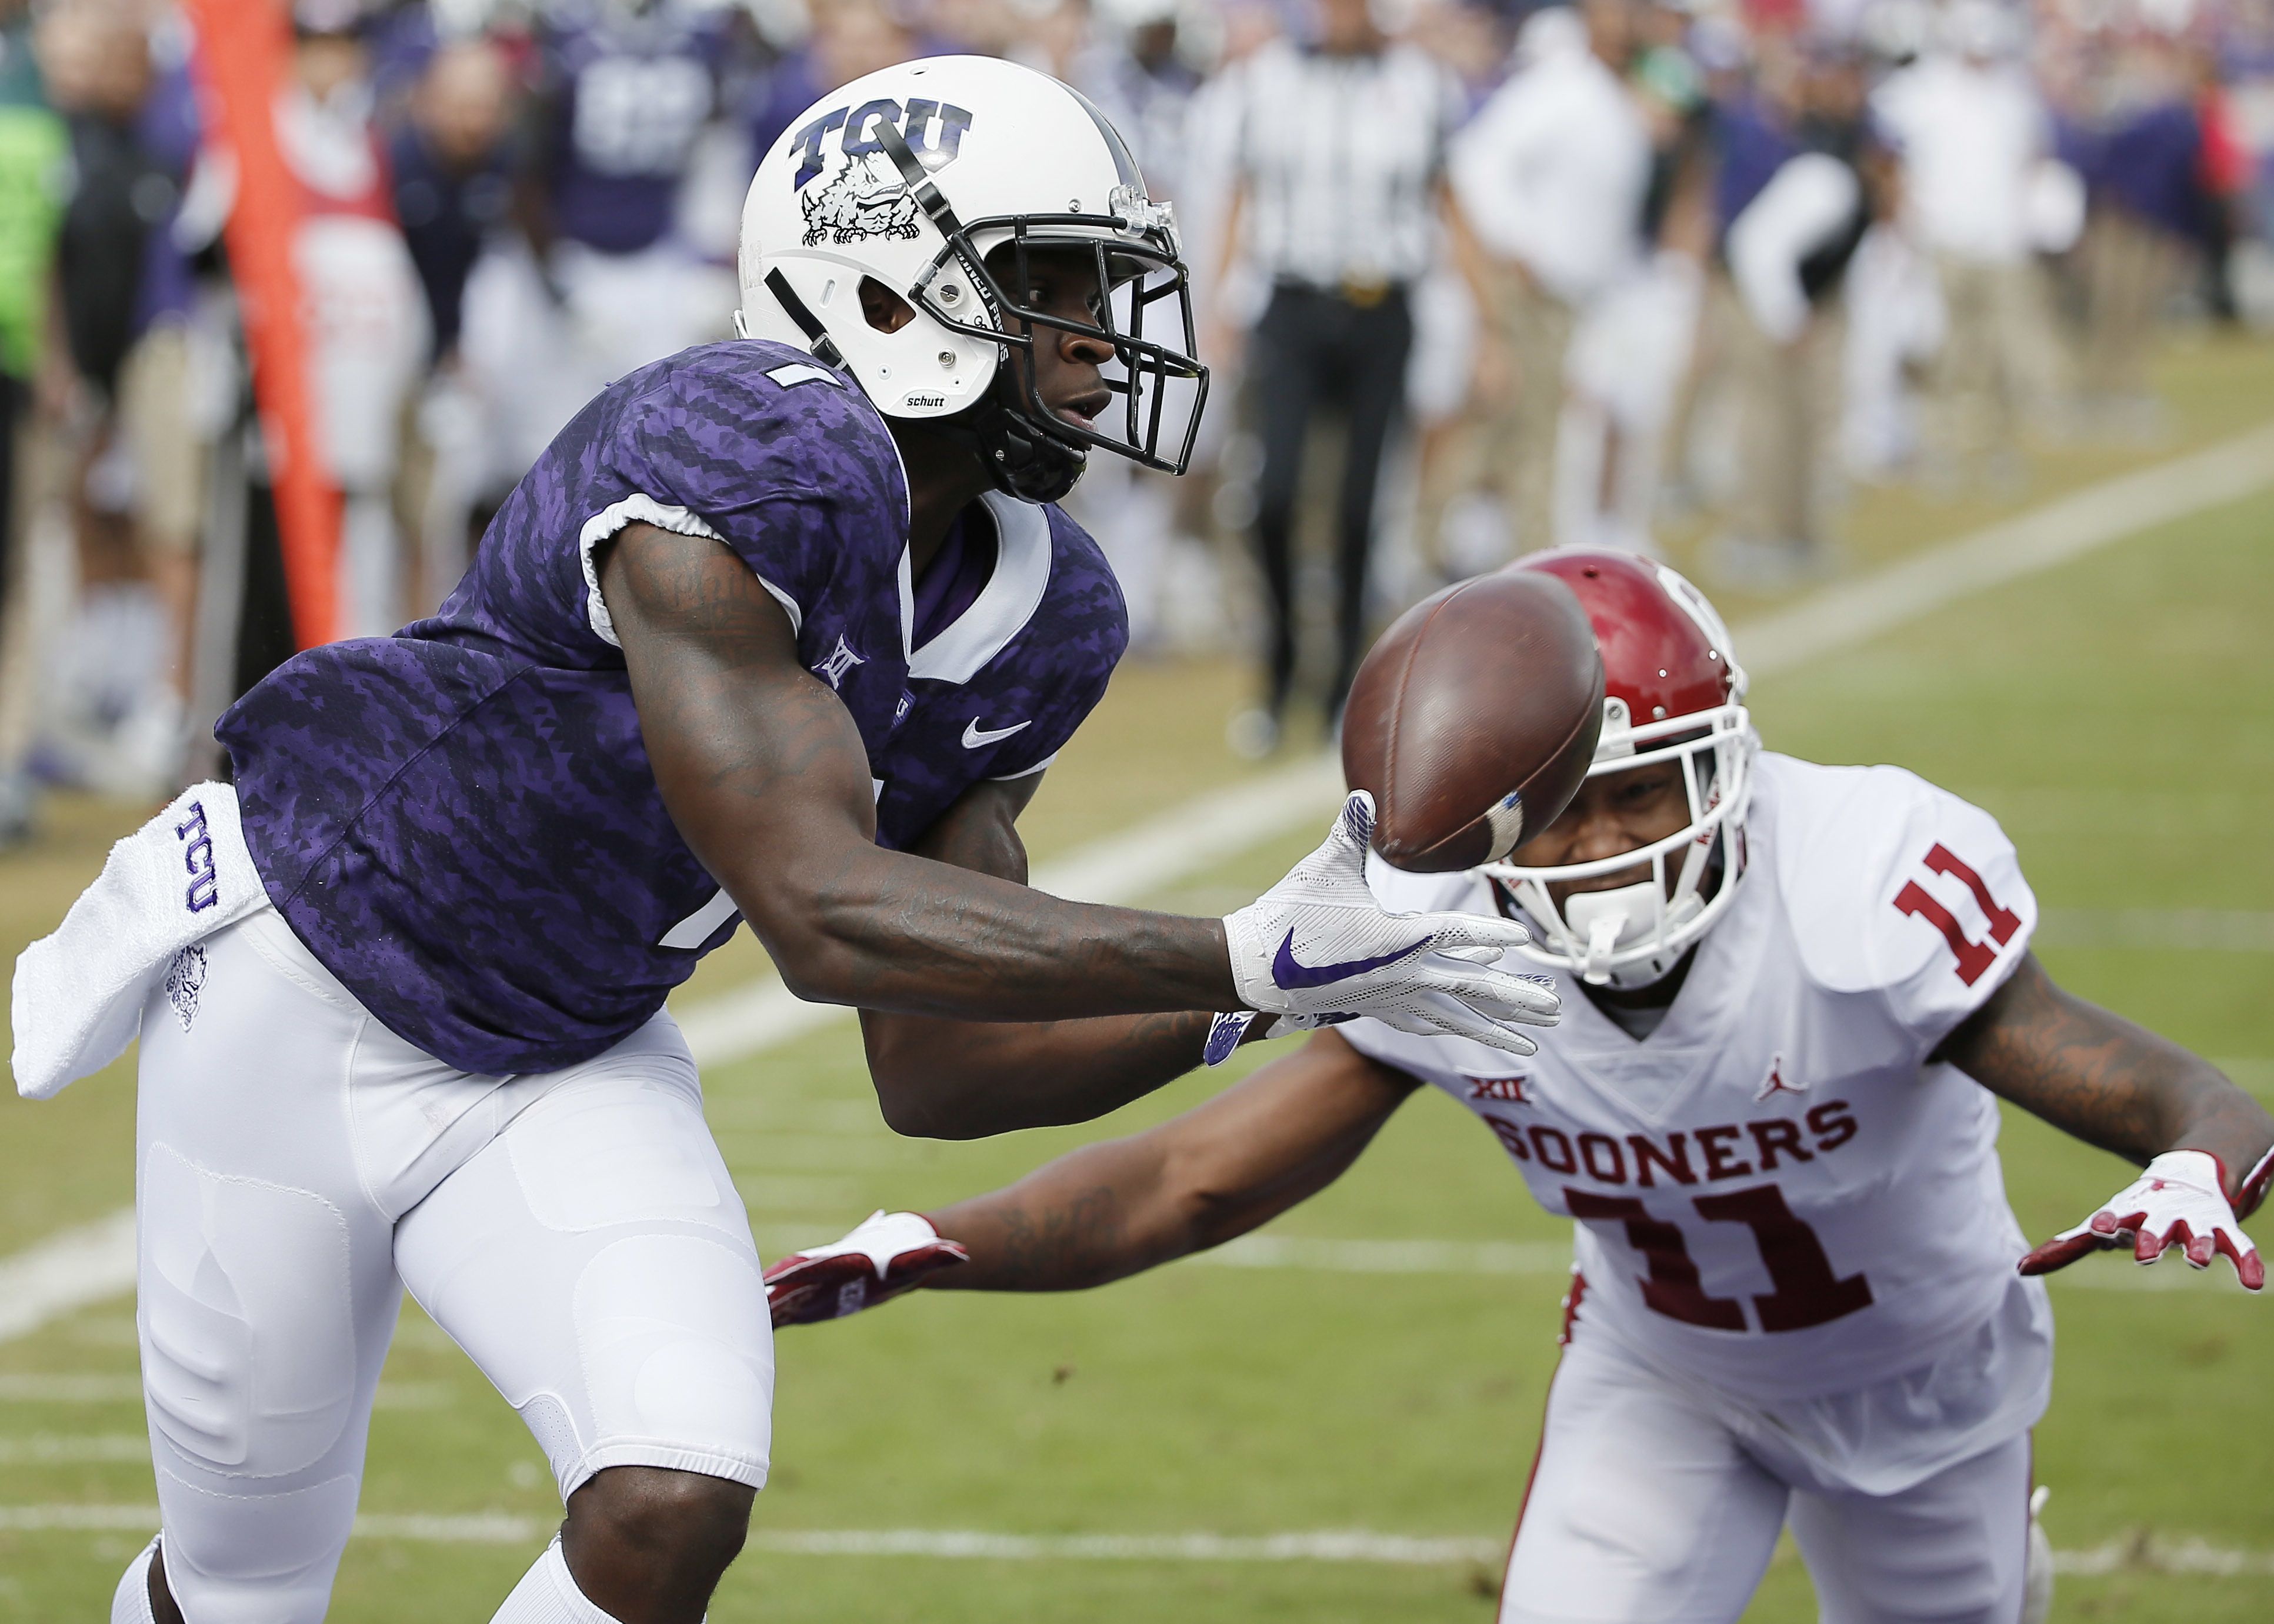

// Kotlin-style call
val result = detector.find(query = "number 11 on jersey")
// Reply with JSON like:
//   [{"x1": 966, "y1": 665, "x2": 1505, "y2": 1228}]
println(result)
[{"x1": 1567, "y1": 1184, "x2": 1874, "y2": 1333}]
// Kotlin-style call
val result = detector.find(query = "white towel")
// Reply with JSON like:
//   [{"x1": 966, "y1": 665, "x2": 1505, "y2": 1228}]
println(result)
[{"x1": 11, "y1": 783, "x2": 270, "y2": 1100}]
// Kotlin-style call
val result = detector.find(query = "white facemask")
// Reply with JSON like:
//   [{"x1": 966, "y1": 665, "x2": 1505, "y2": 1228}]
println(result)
[{"x1": 1556, "y1": 878, "x2": 1708, "y2": 987}]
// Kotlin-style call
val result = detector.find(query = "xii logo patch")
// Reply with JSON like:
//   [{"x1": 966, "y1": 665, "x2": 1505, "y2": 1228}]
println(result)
[
  {"x1": 813, "y1": 636, "x2": 865, "y2": 691},
  {"x1": 1466, "y1": 1075, "x2": 1533, "y2": 1106}
]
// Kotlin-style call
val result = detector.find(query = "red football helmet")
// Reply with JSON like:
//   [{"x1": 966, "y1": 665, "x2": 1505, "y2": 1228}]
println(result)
[{"x1": 1479, "y1": 549, "x2": 1756, "y2": 986}]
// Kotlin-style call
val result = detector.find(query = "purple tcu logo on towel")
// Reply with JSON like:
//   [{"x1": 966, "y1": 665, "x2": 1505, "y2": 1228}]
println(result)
[{"x1": 176, "y1": 801, "x2": 218, "y2": 913}]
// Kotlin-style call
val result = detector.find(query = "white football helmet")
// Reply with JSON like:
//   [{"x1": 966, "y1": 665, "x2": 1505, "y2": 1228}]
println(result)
[
  {"x1": 1479, "y1": 550, "x2": 1758, "y2": 988},
  {"x1": 736, "y1": 55, "x2": 1207, "y2": 503}
]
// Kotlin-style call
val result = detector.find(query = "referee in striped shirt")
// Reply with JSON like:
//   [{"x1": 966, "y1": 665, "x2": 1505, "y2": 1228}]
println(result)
[{"x1": 1211, "y1": 0, "x2": 1500, "y2": 752}]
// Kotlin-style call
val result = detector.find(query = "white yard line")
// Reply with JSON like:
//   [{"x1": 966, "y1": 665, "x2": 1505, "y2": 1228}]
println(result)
[
  {"x1": 0, "y1": 1209, "x2": 134, "y2": 1343},
  {"x1": 0, "y1": 1503, "x2": 2265, "y2": 1575},
  {"x1": 2051, "y1": 1538, "x2": 2274, "y2": 1578},
  {"x1": 0, "y1": 1433, "x2": 149, "y2": 1463},
  {"x1": 6, "y1": 421, "x2": 2273, "y2": 1348},
  {"x1": 1733, "y1": 421, "x2": 2274, "y2": 677}
]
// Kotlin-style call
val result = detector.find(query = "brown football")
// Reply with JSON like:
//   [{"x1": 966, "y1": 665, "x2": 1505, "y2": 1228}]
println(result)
[{"x1": 1341, "y1": 568, "x2": 1605, "y2": 872}]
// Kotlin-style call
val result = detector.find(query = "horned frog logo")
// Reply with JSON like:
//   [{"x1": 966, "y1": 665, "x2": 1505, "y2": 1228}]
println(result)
[
  {"x1": 801, "y1": 151, "x2": 921, "y2": 247},
  {"x1": 788, "y1": 99, "x2": 975, "y2": 248}
]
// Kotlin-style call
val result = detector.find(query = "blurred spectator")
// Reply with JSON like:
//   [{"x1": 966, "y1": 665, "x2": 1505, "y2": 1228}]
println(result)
[
  {"x1": 173, "y1": 0, "x2": 428, "y2": 641},
  {"x1": 1080, "y1": 0, "x2": 1203, "y2": 195},
  {"x1": 746, "y1": 0, "x2": 913, "y2": 174},
  {"x1": 1709, "y1": 45, "x2": 1881, "y2": 588},
  {"x1": 1553, "y1": 0, "x2": 1712, "y2": 559},
  {"x1": 40, "y1": 0, "x2": 194, "y2": 794},
  {"x1": 1213, "y1": 0, "x2": 1500, "y2": 753},
  {"x1": 285, "y1": 0, "x2": 428, "y2": 636},
  {"x1": 2065, "y1": 34, "x2": 2218, "y2": 433},
  {"x1": 391, "y1": 35, "x2": 515, "y2": 610},
  {"x1": 392, "y1": 36, "x2": 515, "y2": 363},
  {"x1": 1443, "y1": 0, "x2": 1649, "y2": 561},
  {"x1": 1066, "y1": 0, "x2": 1211, "y2": 652},
  {"x1": 462, "y1": 0, "x2": 736, "y2": 489},
  {"x1": 1873, "y1": 0, "x2": 2059, "y2": 487},
  {"x1": 0, "y1": 0, "x2": 65, "y2": 843}
]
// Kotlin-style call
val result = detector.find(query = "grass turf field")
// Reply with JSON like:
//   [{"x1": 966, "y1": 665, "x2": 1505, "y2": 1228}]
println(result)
[{"x1": 3, "y1": 339, "x2": 2272, "y2": 1619}]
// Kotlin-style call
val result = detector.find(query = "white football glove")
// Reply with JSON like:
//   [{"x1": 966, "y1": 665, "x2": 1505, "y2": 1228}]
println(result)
[
  {"x1": 1219, "y1": 792, "x2": 1558, "y2": 1058},
  {"x1": 763, "y1": 1211, "x2": 968, "y2": 1327},
  {"x1": 2018, "y1": 1150, "x2": 2263, "y2": 1291}
]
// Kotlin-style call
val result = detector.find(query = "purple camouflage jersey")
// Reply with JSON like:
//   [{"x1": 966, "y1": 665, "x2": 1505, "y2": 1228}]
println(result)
[{"x1": 218, "y1": 340, "x2": 1128, "y2": 1076}]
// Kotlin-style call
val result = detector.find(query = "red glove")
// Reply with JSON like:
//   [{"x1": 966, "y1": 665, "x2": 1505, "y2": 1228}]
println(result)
[
  {"x1": 763, "y1": 1211, "x2": 969, "y2": 1328},
  {"x1": 2019, "y1": 1151, "x2": 2263, "y2": 1290}
]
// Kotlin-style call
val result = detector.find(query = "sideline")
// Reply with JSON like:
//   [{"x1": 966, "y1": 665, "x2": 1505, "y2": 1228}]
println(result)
[
  {"x1": 0, "y1": 1505, "x2": 2267, "y2": 1576},
  {"x1": 6, "y1": 421, "x2": 2274, "y2": 1346}
]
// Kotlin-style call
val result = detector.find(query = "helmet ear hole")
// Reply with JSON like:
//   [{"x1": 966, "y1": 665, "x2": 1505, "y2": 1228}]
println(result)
[{"x1": 858, "y1": 278, "x2": 918, "y2": 335}]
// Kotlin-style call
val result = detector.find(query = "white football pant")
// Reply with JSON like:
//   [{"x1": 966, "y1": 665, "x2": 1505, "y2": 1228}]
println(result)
[
  {"x1": 1501, "y1": 1318, "x2": 2035, "y2": 1624},
  {"x1": 129, "y1": 907, "x2": 772, "y2": 1622}
]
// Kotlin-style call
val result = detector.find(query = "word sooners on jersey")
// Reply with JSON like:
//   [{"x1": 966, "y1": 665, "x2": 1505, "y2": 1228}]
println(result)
[{"x1": 1346, "y1": 754, "x2": 2048, "y2": 1406}]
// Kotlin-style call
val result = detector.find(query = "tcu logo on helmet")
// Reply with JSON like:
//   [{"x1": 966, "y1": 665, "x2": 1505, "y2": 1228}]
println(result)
[{"x1": 789, "y1": 98, "x2": 975, "y2": 246}]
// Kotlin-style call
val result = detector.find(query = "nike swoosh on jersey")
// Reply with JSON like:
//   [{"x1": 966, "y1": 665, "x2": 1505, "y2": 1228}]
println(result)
[
  {"x1": 962, "y1": 718, "x2": 1031, "y2": 749},
  {"x1": 1271, "y1": 929, "x2": 1426, "y2": 990}
]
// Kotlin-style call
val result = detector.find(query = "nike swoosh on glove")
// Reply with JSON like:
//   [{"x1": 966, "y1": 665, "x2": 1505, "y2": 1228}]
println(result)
[
  {"x1": 1220, "y1": 791, "x2": 1558, "y2": 1057},
  {"x1": 764, "y1": 1211, "x2": 969, "y2": 1327},
  {"x1": 2018, "y1": 1149, "x2": 2263, "y2": 1290}
]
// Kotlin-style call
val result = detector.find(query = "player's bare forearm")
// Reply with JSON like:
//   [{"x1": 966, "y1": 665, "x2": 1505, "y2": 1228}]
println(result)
[
  {"x1": 857, "y1": 777, "x2": 1225, "y2": 1134},
  {"x1": 1941, "y1": 953, "x2": 2274, "y2": 1201},
  {"x1": 924, "y1": 1032, "x2": 1417, "y2": 1290},
  {"x1": 863, "y1": 1007, "x2": 1222, "y2": 1137},
  {"x1": 602, "y1": 523, "x2": 1238, "y2": 1019}
]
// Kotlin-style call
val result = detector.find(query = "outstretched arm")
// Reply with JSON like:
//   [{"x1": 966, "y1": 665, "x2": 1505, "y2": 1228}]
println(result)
[
  {"x1": 1938, "y1": 952, "x2": 2274, "y2": 1283},
  {"x1": 858, "y1": 777, "x2": 1235, "y2": 1137},
  {"x1": 930, "y1": 1030, "x2": 1421, "y2": 1290},
  {"x1": 606, "y1": 521, "x2": 1553, "y2": 1050},
  {"x1": 1938, "y1": 952, "x2": 2273, "y2": 1196},
  {"x1": 762, "y1": 1031, "x2": 1419, "y2": 1322},
  {"x1": 605, "y1": 521, "x2": 1236, "y2": 1020}
]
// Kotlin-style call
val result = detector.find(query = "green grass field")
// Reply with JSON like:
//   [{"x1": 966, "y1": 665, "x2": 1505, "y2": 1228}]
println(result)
[{"x1": 4, "y1": 343, "x2": 2272, "y2": 1620}]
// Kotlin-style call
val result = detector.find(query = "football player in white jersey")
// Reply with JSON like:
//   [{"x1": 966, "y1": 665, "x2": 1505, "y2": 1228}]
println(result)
[{"x1": 767, "y1": 549, "x2": 2273, "y2": 1624}]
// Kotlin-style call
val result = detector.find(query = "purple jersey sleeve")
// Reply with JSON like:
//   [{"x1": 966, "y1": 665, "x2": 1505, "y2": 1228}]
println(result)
[{"x1": 585, "y1": 357, "x2": 909, "y2": 653}]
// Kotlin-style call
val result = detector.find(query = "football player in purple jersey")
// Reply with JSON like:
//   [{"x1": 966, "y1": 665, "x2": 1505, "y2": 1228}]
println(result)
[{"x1": 54, "y1": 57, "x2": 1561, "y2": 1624}]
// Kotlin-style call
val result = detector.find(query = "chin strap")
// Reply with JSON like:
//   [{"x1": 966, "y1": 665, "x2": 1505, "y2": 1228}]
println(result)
[
  {"x1": 762, "y1": 268, "x2": 845, "y2": 369},
  {"x1": 961, "y1": 395, "x2": 1089, "y2": 503}
]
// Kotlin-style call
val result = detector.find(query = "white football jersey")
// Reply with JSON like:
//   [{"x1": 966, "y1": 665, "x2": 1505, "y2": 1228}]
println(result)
[{"x1": 1345, "y1": 755, "x2": 2052, "y2": 1443}]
